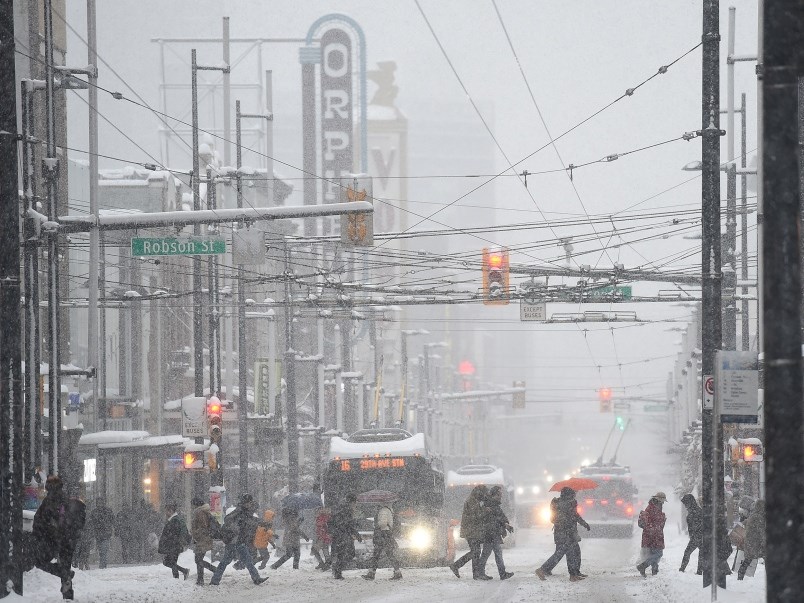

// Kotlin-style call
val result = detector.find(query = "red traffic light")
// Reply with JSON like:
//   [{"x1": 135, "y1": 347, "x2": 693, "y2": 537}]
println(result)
[
  {"x1": 598, "y1": 388, "x2": 612, "y2": 401},
  {"x1": 207, "y1": 396, "x2": 222, "y2": 416},
  {"x1": 488, "y1": 253, "x2": 503, "y2": 269},
  {"x1": 458, "y1": 360, "x2": 476, "y2": 376}
]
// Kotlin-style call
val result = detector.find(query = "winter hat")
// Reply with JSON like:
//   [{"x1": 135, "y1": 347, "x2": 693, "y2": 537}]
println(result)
[
  {"x1": 680, "y1": 493, "x2": 695, "y2": 507},
  {"x1": 240, "y1": 493, "x2": 255, "y2": 507},
  {"x1": 191, "y1": 497, "x2": 204, "y2": 508},
  {"x1": 652, "y1": 491, "x2": 667, "y2": 503}
]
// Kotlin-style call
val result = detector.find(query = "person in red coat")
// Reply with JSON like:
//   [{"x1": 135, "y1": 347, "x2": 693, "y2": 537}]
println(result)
[{"x1": 636, "y1": 492, "x2": 667, "y2": 577}]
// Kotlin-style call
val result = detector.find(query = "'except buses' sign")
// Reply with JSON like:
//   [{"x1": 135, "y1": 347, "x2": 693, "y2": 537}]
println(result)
[
  {"x1": 131, "y1": 237, "x2": 226, "y2": 257},
  {"x1": 338, "y1": 458, "x2": 406, "y2": 471}
]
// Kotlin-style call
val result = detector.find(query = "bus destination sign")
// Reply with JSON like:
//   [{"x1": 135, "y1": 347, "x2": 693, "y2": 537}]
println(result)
[{"x1": 338, "y1": 458, "x2": 406, "y2": 471}]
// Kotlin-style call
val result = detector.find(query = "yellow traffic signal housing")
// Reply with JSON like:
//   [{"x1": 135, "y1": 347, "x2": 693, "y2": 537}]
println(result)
[{"x1": 482, "y1": 247, "x2": 510, "y2": 305}]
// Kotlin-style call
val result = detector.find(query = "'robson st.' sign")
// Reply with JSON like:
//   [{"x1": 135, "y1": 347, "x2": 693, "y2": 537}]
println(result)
[{"x1": 131, "y1": 237, "x2": 226, "y2": 257}]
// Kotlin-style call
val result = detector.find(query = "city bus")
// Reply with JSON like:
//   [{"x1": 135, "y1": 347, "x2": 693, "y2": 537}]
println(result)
[{"x1": 323, "y1": 428, "x2": 452, "y2": 567}]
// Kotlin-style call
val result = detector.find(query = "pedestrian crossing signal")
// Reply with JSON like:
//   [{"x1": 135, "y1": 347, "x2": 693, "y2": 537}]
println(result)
[{"x1": 183, "y1": 451, "x2": 204, "y2": 470}]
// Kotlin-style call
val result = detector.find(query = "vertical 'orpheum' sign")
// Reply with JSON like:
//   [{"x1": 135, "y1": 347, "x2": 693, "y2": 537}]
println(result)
[{"x1": 320, "y1": 29, "x2": 354, "y2": 235}]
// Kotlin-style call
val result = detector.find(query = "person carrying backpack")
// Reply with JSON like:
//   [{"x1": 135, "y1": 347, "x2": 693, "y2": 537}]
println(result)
[
  {"x1": 31, "y1": 475, "x2": 85, "y2": 600},
  {"x1": 158, "y1": 502, "x2": 191, "y2": 580},
  {"x1": 535, "y1": 487, "x2": 590, "y2": 582},
  {"x1": 209, "y1": 494, "x2": 268, "y2": 586},
  {"x1": 362, "y1": 502, "x2": 402, "y2": 581}
]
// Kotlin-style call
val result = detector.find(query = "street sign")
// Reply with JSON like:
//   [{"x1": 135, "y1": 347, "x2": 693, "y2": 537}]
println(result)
[
  {"x1": 717, "y1": 351, "x2": 759, "y2": 424},
  {"x1": 644, "y1": 404, "x2": 668, "y2": 413},
  {"x1": 520, "y1": 292, "x2": 546, "y2": 321},
  {"x1": 703, "y1": 374, "x2": 715, "y2": 409},
  {"x1": 131, "y1": 237, "x2": 226, "y2": 257},
  {"x1": 181, "y1": 396, "x2": 208, "y2": 437},
  {"x1": 585, "y1": 285, "x2": 632, "y2": 299}
]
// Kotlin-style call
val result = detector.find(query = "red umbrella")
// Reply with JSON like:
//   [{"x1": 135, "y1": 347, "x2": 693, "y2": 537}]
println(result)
[
  {"x1": 356, "y1": 489, "x2": 399, "y2": 504},
  {"x1": 549, "y1": 477, "x2": 599, "y2": 492}
]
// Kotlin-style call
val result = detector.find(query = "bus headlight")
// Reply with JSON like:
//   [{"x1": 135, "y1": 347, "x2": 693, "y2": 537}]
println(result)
[
  {"x1": 409, "y1": 526, "x2": 433, "y2": 551},
  {"x1": 539, "y1": 505, "x2": 553, "y2": 524}
]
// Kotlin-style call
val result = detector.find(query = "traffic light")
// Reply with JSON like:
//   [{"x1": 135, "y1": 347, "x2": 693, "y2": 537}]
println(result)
[
  {"x1": 482, "y1": 247, "x2": 510, "y2": 305},
  {"x1": 615, "y1": 415, "x2": 626, "y2": 430},
  {"x1": 208, "y1": 396, "x2": 223, "y2": 443},
  {"x1": 598, "y1": 387, "x2": 612, "y2": 413},
  {"x1": 738, "y1": 439, "x2": 763, "y2": 462},
  {"x1": 183, "y1": 450, "x2": 204, "y2": 470}
]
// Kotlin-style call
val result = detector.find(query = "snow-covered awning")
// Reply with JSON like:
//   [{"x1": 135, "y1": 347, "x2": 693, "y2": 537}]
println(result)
[{"x1": 78, "y1": 430, "x2": 185, "y2": 449}]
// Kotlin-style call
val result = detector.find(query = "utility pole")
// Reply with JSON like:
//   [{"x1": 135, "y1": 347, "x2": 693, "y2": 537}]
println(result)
[
  {"x1": 740, "y1": 93, "x2": 750, "y2": 351},
  {"x1": 43, "y1": 0, "x2": 61, "y2": 476},
  {"x1": 0, "y1": 0, "x2": 23, "y2": 593},
  {"x1": 87, "y1": 0, "x2": 100, "y2": 436},
  {"x1": 283, "y1": 243, "x2": 300, "y2": 492},
  {"x1": 700, "y1": 0, "x2": 726, "y2": 593},
  {"x1": 763, "y1": 0, "x2": 804, "y2": 600},
  {"x1": 206, "y1": 167, "x2": 218, "y2": 396},
  {"x1": 21, "y1": 79, "x2": 42, "y2": 473},
  {"x1": 191, "y1": 50, "x2": 229, "y2": 397}
]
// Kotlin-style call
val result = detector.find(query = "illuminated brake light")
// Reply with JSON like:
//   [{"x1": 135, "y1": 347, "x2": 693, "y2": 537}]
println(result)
[
  {"x1": 585, "y1": 499, "x2": 594, "y2": 506},
  {"x1": 626, "y1": 506, "x2": 634, "y2": 516},
  {"x1": 615, "y1": 499, "x2": 623, "y2": 506},
  {"x1": 600, "y1": 499, "x2": 609, "y2": 505}
]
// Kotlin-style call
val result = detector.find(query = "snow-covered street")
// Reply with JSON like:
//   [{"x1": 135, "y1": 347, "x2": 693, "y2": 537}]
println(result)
[{"x1": 13, "y1": 524, "x2": 765, "y2": 603}]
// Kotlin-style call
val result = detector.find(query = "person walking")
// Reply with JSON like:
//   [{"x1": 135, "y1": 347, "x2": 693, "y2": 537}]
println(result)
[
  {"x1": 311, "y1": 507, "x2": 332, "y2": 570},
  {"x1": 535, "y1": 487, "x2": 590, "y2": 582},
  {"x1": 158, "y1": 502, "x2": 191, "y2": 580},
  {"x1": 329, "y1": 493, "x2": 362, "y2": 580},
  {"x1": 679, "y1": 493, "x2": 703, "y2": 574},
  {"x1": 253, "y1": 509, "x2": 276, "y2": 569},
  {"x1": 636, "y1": 492, "x2": 667, "y2": 577},
  {"x1": 209, "y1": 494, "x2": 268, "y2": 586},
  {"x1": 478, "y1": 486, "x2": 514, "y2": 580},
  {"x1": 87, "y1": 501, "x2": 114, "y2": 570},
  {"x1": 737, "y1": 500, "x2": 765, "y2": 580},
  {"x1": 449, "y1": 484, "x2": 490, "y2": 580},
  {"x1": 271, "y1": 509, "x2": 310, "y2": 569},
  {"x1": 191, "y1": 497, "x2": 219, "y2": 585},
  {"x1": 363, "y1": 502, "x2": 402, "y2": 581},
  {"x1": 115, "y1": 504, "x2": 132, "y2": 563},
  {"x1": 32, "y1": 475, "x2": 86, "y2": 600}
]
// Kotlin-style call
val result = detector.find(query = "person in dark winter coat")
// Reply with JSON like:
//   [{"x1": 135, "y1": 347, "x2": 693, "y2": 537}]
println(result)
[
  {"x1": 679, "y1": 493, "x2": 703, "y2": 574},
  {"x1": 191, "y1": 497, "x2": 219, "y2": 585},
  {"x1": 32, "y1": 475, "x2": 86, "y2": 600},
  {"x1": 636, "y1": 492, "x2": 667, "y2": 577},
  {"x1": 449, "y1": 485, "x2": 490, "y2": 580},
  {"x1": 115, "y1": 504, "x2": 133, "y2": 563},
  {"x1": 88, "y1": 502, "x2": 114, "y2": 569},
  {"x1": 271, "y1": 509, "x2": 310, "y2": 569},
  {"x1": 738, "y1": 500, "x2": 765, "y2": 580},
  {"x1": 478, "y1": 486, "x2": 514, "y2": 580},
  {"x1": 209, "y1": 494, "x2": 268, "y2": 586},
  {"x1": 362, "y1": 503, "x2": 402, "y2": 581},
  {"x1": 329, "y1": 493, "x2": 362, "y2": 580},
  {"x1": 158, "y1": 502, "x2": 190, "y2": 580},
  {"x1": 535, "y1": 487, "x2": 590, "y2": 582}
]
